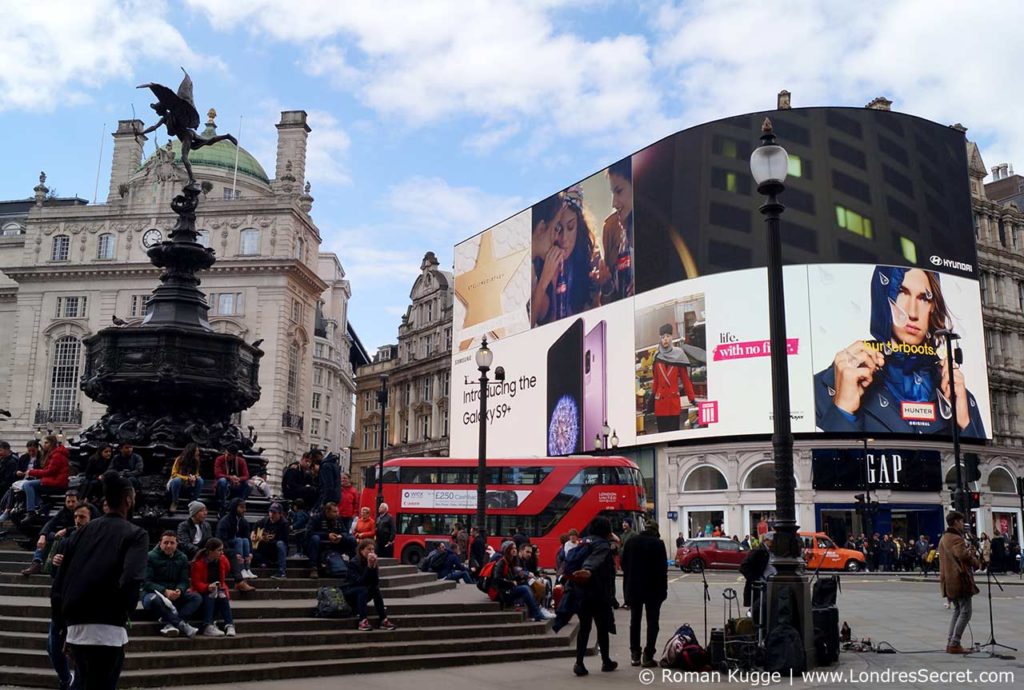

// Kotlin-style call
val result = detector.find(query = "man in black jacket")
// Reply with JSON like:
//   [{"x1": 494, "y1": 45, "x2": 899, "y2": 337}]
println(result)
[
  {"x1": 622, "y1": 522, "x2": 667, "y2": 668},
  {"x1": 306, "y1": 501, "x2": 355, "y2": 577},
  {"x1": 175, "y1": 501, "x2": 212, "y2": 560},
  {"x1": 52, "y1": 471, "x2": 148, "y2": 690},
  {"x1": 282, "y1": 454, "x2": 318, "y2": 507},
  {"x1": 252, "y1": 503, "x2": 290, "y2": 579},
  {"x1": 570, "y1": 516, "x2": 618, "y2": 676}
]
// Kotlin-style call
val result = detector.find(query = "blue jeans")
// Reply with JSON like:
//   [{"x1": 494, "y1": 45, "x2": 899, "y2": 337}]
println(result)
[
  {"x1": 23, "y1": 479, "x2": 43, "y2": 511},
  {"x1": 167, "y1": 477, "x2": 204, "y2": 504},
  {"x1": 200, "y1": 595, "x2": 233, "y2": 626},
  {"x1": 215, "y1": 478, "x2": 251, "y2": 508},
  {"x1": 504, "y1": 584, "x2": 544, "y2": 620},
  {"x1": 47, "y1": 620, "x2": 72, "y2": 686},
  {"x1": 444, "y1": 570, "x2": 474, "y2": 584},
  {"x1": 253, "y1": 541, "x2": 288, "y2": 576},
  {"x1": 142, "y1": 591, "x2": 202, "y2": 626}
]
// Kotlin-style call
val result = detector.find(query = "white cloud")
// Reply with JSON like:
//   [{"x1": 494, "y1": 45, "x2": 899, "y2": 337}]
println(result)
[
  {"x1": 383, "y1": 176, "x2": 525, "y2": 240},
  {"x1": 0, "y1": 0, "x2": 214, "y2": 112}
]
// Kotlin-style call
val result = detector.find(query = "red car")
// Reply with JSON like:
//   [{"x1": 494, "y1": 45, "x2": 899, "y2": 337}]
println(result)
[{"x1": 675, "y1": 538, "x2": 749, "y2": 572}]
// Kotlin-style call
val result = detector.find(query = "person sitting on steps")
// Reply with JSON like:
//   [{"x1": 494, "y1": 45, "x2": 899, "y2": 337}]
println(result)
[
  {"x1": 343, "y1": 539, "x2": 396, "y2": 632},
  {"x1": 142, "y1": 531, "x2": 201, "y2": 637},
  {"x1": 216, "y1": 497, "x2": 258, "y2": 590},
  {"x1": 190, "y1": 537, "x2": 236, "y2": 637}
]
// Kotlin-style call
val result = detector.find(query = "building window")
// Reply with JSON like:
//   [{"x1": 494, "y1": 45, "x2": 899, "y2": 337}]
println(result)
[
  {"x1": 711, "y1": 168, "x2": 749, "y2": 195},
  {"x1": 197, "y1": 230, "x2": 210, "y2": 248},
  {"x1": 441, "y1": 371, "x2": 450, "y2": 398},
  {"x1": 294, "y1": 236, "x2": 305, "y2": 261},
  {"x1": 441, "y1": 408, "x2": 449, "y2": 437},
  {"x1": 240, "y1": 229, "x2": 260, "y2": 255},
  {"x1": 215, "y1": 293, "x2": 244, "y2": 316},
  {"x1": 420, "y1": 414, "x2": 432, "y2": 441},
  {"x1": 291, "y1": 299, "x2": 302, "y2": 322},
  {"x1": 426, "y1": 301, "x2": 434, "y2": 321},
  {"x1": 224, "y1": 188, "x2": 242, "y2": 200},
  {"x1": 444, "y1": 328, "x2": 452, "y2": 352},
  {"x1": 313, "y1": 366, "x2": 323, "y2": 386},
  {"x1": 55, "y1": 296, "x2": 88, "y2": 319},
  {"x1": 899, "y1": 237, "x2": 917, "y2": 264},
  {"x1": 286, "y1": 343, "x2": 299, "y2": 413},
  {"x1": 97, "y1": 233, "x2": 115, "y2": 260},
  {"x1": 51, "y1": 235, "x2": 70, "y2": 261},
  {"x1": 314, "y1": 343, "x2": 325, "y2": 358},
  {"x1": 835, "y1": 205, "x2": 873, "y2": 239},
  {"x1": 1018, "y1": 282, "x2": 1024, "y2": 312},
  {"x1": 425, "y1": 335, "x2": 433, "y2": 356},
  {"x1": 372, "y1": 424, "x2": 380, "y2": 449},
  {"x1": 325, "y1": 394, "x2": 331, "y2": 414},
  {"x1": 130, "y1": 294, "x2": 151, "y2": 318},
  {"x1": 1, "y1": 222, "x2": 23, "y2": 236},
  {"x1": 312, "y1": 392, "x2": 321, "y2": 410},
  {"x1": 787, "y1": 154, "x2": 803, "y2": 178},
  {"x1": 404, "y1": 383, "x2": 412, "y2": 406},
  {"x1": 310, "y1": 418, "x2": 320, "y2": 436},
  {"x1": 422, "y1": 376, "x2": 433, "y2": 401},
  {"x1": 49, "y1": 336, "x2": 81, "y2": 413},
  {"x1": 363, "y1": 425, "x2": 370, "y2": 449}
]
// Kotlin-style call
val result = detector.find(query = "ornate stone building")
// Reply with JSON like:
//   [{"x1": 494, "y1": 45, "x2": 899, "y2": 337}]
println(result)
[
  {"x1": 351, "y1": 252, "x2": 453, "y2": 488},
  {"x1": 0, "y1": 110, "x2": 358, "y2": 487}
]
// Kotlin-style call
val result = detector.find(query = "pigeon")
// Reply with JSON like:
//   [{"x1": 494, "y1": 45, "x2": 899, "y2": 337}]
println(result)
[
  {"x1": 251, "y1": 339, "x2": 264, "y2": 348},
  {"x1": 112, "y1": 315, "x2": 128, "y2": 326}
]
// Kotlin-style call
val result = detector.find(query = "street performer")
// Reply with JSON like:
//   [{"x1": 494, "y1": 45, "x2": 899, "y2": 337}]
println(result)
[
  {"x1": 652, "y1": 323, "x2": 696, "y2": 433},
  {"x1": 938, "y1": 510, "x2": 980, "y2": 654}
]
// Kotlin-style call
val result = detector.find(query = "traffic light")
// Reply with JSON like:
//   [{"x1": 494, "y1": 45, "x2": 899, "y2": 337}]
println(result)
[
  {"x1": 854, "y1": 494, "x2": 865, "y2": 515},
  {"x1": 964, "y1": 454, "x2": 981, "y2": 484},
  {"x1": 967, "y1": 491, "x2": 981, "y2": 511}
]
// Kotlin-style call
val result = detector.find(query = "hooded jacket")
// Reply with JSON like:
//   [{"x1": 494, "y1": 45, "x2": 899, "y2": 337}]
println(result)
[
  {"x1": 28, "y1": 444, "x2": 70, "y2": 489},
  {"x1": 317, "y1": 454, "x2": 341, "y2": 506},
  {"x1": 216, "y1": 498, "x2": 252, "y2": 543},
  {"x1": 142, "y1": 545, "x2": 191, "y2": 595}
]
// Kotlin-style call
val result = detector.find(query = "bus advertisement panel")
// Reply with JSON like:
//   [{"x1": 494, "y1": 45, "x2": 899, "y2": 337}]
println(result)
[{"x1": 450, "y1": 107, "x2": 991, "y2": 457}]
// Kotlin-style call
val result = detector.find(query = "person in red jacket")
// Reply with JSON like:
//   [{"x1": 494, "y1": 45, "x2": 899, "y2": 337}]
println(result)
[
  {"x1": 651, "y1": 323, "x2": 696, "y2": 433},
  {"x1": 190, "y1": 537, "x2": 236, "y2": 637},
  {"x1": 338, "y1": 473, "x2": 359, "y2": 532},
  {"x1": 23, "y1": 435, "x2": 70, "y2": 513},
  {"x1": 213, "y1": 445, "x2": 250, "y2": 514}
]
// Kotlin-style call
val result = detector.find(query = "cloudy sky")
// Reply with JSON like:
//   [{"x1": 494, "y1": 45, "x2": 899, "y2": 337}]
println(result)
[{"x1": 2, "y1": 0, "x2": 1021, "y2": 351}]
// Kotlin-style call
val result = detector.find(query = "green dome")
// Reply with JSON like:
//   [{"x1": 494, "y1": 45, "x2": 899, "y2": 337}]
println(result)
[{"x1": 144, "y1": 117, "x2": 270, "y2": 184}]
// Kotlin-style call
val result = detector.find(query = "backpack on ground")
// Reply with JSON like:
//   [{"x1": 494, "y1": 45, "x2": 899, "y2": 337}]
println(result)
[
  {"x1": 475, "y1": 558, "x2": 499, "y2": 601},
  {"x1": 323, "y1": 551, "x2": 351, "y2": 580},
  {"x1": 659, "y1": 623, "x2": 710, "y2": 671},
  {"x1": 313, "y1": 586, "x2": 353, "y2": 618}
]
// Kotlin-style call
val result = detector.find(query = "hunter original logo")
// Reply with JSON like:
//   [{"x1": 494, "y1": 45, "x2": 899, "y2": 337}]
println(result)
[{"x1": 929, "y1": 255, "x2": 973, "y2": 272}]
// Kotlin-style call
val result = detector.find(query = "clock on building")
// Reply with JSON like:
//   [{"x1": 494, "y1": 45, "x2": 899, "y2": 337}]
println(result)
[{"x1": 142, "y1": 229, "x2": 163, "y2": 248}]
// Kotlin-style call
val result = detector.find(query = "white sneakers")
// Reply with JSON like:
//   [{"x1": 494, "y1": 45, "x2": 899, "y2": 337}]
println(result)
[
  {"x1": 224, "y1": 624, "x2": 236, "y2": 637},
  {"x1": 241, "y1": 568, "x2": 258, "y2": 580},
  {"x1": 160, "y1": 624, "x2": 180, "y2": 637},
  {"x1": 538, "y1": 609, "x2": 557, "y2": 620},
  {"x1": 202, "y1": 624, "x2": 225, "y2": 637},
  {"x1": 178, "y1": 622, "x2": 198, "y2": 638}
]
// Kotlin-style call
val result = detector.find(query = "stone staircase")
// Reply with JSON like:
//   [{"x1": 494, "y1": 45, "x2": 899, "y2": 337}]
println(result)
[{"x1": 0, "y1": 545, "x2": 578, "y2": 687}]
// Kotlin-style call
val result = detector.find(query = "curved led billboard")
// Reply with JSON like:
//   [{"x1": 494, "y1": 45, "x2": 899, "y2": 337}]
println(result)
[{"x1": 451, "y1": 107, "x2": 991, "y2": 457}]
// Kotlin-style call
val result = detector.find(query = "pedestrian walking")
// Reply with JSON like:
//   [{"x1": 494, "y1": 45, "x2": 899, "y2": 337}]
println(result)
[
  {"x1": 939, "y1": 511, "x2": 980, "y2": 654},
  {"x1": 568, "y1": 516, "x2": 618, "y2": 676},
  {"x1": 52, "y1": 471, "x2": 149, "y2": 690},
  {"x1": 621, "y1": 522, "x2": 667, "y2": 668}
]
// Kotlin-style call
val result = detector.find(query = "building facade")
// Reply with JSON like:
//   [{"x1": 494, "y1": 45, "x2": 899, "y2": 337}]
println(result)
[
  {"x1": 654, "y1": 115, "x2": 1024, "y2": 552},
  {"x1": 351, "y1": 252, "x2": 453, "y2": 488},
  {"x1": 0, "y1": 110, "x2": 358, "y2": 488}
]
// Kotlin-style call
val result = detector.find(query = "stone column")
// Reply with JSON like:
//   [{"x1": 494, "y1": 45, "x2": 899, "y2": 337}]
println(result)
[
  {"x1": 273, "y1": 111, "x2": 310, "y2": 193},
  {"x1": 107, "y1": 120, "x2": 145, "y2": 203}
]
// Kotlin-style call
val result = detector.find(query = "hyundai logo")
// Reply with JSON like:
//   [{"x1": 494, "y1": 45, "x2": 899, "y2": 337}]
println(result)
[{"x1": 929, "y1": 255, "x2": 943, "y2": 266}]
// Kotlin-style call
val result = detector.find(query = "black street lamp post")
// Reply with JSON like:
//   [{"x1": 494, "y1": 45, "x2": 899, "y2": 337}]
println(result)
[
  {"x1": 750, "y1": 117, "x2": 814, "y2": 664},
  {"x1": 936, "y1": 329, "x2": 967, "y2": 516},
  {"x1": 376, "y1": 374, "x2": 388, "y2": 510},
  {"x1": 475, "y1": 337, "x2": 494, "y2": 538}
]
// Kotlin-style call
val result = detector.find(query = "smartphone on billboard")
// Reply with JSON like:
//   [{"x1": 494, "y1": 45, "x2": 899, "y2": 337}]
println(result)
[
  {"x1": 546, "y1": 318, "x2": 584, "y2": 455},
  {"x1": 584, "y1": 321, "x2": 607, "y2": 448}
]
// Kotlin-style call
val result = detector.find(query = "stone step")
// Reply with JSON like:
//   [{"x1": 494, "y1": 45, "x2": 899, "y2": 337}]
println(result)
[
  {"x1": 0, "y1": 619, "x2": 548, "y2": 653},
  {"x1": 1, "y1": 632, "x2": 572, "y2": 675},
  {"x1": 0, "y1": 578, "x2": 457, "y2": 600},
  {"x1": 0, "y1": 570, "x2": 437, "y2": 589},
  {"x1": 4, "y1": 640, "x2": 580, "y2": 688},
  {"x1": 0, "y1": 610, "x2": 531, "y2": 637},
  {"x1": 0, "y1": 598, "x2": 502, "y2": 620}
]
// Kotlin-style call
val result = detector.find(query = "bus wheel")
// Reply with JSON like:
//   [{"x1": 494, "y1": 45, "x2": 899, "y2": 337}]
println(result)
[{"x1": 402, "y1": 544, "x2": 426, "y2": 566}]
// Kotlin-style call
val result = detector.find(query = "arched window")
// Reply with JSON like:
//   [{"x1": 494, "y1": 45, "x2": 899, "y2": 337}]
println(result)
[
  {"x1": 197, "y1": 230, "x2": 210, "y2": 248},
  {"x1": 988, "y1": 467, "x2": 1016, "y2": 494},
  {"x1": 1, "y1": 222, "x2": 22, "y2": 236},
  {"x1": 240, "y1": 228, "x2": 260, "y2": 256},
  {"x1": 97, "y1": 233, "x2": 115, "y2": 259},
  {"x1": 743, "y1": 461, "x2": 798, "y2": 490},
  {"x1": 49, "y1": 336, "x2": 81, "y2": 413},
  {"x1": 683, "y1": 465, "x2": 728, "y2": 492},
  {"x1": 286, "y1": 343, "x2": 300, "y2": 412},
  {"x1": 51, "y1": 235, "x2": 70, "y2": 261},
  {"x1": 945, "y1": 466, "x2": 980, "y2": 490}
]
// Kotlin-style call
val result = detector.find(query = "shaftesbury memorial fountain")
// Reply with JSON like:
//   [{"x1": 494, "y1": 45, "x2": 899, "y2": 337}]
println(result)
[{"x1": 78, "y1": 71, "x2": 263, "y2": 466}]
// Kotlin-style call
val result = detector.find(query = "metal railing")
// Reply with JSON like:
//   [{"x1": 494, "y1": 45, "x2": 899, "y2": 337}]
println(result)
[
  {"x1": 282, "y1": 410, "x2": 304, "y2": 431},
  {"x1": 34, "y1": 406, "x2": 82, "y2": 425}
]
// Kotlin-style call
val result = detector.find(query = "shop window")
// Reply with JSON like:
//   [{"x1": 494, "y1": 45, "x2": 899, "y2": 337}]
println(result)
[
  {"x1": 744, "y1": 463, "x2": 776, "y2": 490},
  {"x1": 683, "y1": 466, "x2": 728, "y2": 492}
]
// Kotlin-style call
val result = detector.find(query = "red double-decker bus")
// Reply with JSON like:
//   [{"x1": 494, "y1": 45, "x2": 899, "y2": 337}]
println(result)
[{"x1": 360, "y1": 456, "x2": 646, "y2": 568}]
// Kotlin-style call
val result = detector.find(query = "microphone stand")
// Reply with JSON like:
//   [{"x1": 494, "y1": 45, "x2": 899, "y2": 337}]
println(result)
[
  {"x1": 691, "y1": 541, "x2": 712, "y2": 647},
  {"x1": 967, "y1": 531, "x2": 1017, "y2": 658}
]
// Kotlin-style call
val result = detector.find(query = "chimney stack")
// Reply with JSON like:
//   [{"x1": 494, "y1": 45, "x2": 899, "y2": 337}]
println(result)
[
  {"x1": 865, "y1": 96, "x2": 893, "y2": 111},
  {"x1": 777, "y1": 90, "x2": 791, "y2": 110},
  {"x1": 992, "y1": 165, "x2": 1002, "y2": 181},
  {"x1": 107, "y1": 120, "x2": 145, "y2": 203},
  {"x1": 274, "y1": 111, "x2": 310, "y2": 194}
]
